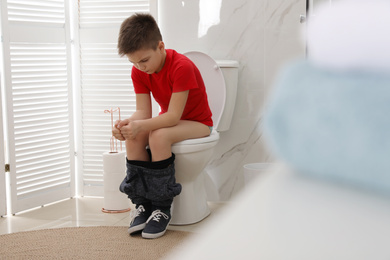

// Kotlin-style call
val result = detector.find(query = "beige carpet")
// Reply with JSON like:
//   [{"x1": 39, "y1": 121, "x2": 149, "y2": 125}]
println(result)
[{"x1": 0, "y1": 226, "x2": 192, "y2": 259}]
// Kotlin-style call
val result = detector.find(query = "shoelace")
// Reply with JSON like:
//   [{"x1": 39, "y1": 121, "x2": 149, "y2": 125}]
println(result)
[
  {"x1": 147, "y1": 210, "x2": 169, "y2": 223},
  {"x1": 130, "y1": 205, "x2": 145, "y2": 224}
]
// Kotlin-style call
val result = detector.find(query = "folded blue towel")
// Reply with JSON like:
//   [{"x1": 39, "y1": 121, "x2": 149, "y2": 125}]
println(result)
[{"x1": 263, "y1": 60, "x2": 390, "y2": 194}]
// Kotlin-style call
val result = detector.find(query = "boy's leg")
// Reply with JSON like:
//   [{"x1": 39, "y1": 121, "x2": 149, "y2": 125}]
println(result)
[
  {"x1": 148, "y1": 120, "x2": 210, "y2": 161},
  {"x1": 121, "y1": 159, "x2": 153, "y2": 235},
  {"x1": 120, "y1": 131, "x2": 152, "y2": 235},
  {"x1": 125, "y1": 130, "x2": 149, "y2": 161},
  {"x1": 141, "y1": 121, "x2": 210, "y2": 239},
  {"x1": 141, "y1": 155, "x2": 181, "y2": 239}
]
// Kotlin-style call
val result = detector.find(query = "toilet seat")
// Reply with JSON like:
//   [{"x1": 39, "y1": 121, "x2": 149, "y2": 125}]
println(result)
[
  {"x1": 172, "y1": 130, "x2": 219, "y2": 154},
  {"x1": 173, "y1": 130, "x2": 219, "y2": 145}
]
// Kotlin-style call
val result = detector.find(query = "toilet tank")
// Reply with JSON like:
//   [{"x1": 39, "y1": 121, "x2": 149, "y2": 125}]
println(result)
[{"x1": 216, "y1": 60, "x2": 239, "y2": 132}]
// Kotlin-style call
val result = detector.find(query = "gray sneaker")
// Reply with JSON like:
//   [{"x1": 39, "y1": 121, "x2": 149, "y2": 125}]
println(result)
[
  {"x1": 128, "y1": 205, "x2": 151, "y2": 235},
  {"x1": 142, "y1": 210, "x2": 171, "y2": 239}
]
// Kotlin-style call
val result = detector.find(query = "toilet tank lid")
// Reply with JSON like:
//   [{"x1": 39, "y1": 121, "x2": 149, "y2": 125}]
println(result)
[{"x1": 216, "y1": 60, "x2": 239, "y2": 68}]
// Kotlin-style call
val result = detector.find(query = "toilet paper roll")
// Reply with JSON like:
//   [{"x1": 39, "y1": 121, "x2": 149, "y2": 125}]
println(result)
[
  {"x1": 103, "y1": 151, "x2": 126, "y2": 174},
  {"x1": 102, "y1": 151, "x2": 130, "y2": 211}
]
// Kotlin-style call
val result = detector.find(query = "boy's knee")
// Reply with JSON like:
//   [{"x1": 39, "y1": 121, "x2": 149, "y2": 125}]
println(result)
[
  {"x1": 125, "y1": 131, "x2": 148, "y2": 145},
  {"x1": 149, "y1": 128, "x2": 171, "y2": 146}
]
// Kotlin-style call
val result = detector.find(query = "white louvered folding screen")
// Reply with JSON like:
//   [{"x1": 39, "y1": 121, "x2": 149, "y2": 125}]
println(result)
[
  {"x1": 78, "y1": 0, "x2": 151, "y2": 196},
  {"x1": 1, "y1": 0, "x2": 75, "y2": 214}
]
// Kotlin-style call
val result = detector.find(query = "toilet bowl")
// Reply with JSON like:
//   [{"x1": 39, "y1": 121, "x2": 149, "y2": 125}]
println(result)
[{"x1": 170, "y1": 52, "x2": 239, "y2": 225}]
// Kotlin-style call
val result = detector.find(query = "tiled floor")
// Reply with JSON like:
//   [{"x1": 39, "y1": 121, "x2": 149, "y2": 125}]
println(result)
[{"x1": 0, "y1": 197, "x2": 226, "y2": 236}]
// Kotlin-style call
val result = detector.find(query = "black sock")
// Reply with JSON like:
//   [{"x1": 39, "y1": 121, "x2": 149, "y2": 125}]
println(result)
[
  {"x1": 136, "y1": 202, "x2": 152, "y2": 213},
  {"x1": 153, "y1": 205, "x2": 171, "y2": 215}
]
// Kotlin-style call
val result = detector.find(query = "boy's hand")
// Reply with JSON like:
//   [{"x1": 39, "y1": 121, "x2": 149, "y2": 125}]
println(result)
[
  {"x1": 112, "y1": 119, "x2": 129, "y2": 141},
  {"x1": 120, "y1": 120, "x2": 142, "y2": 140}
]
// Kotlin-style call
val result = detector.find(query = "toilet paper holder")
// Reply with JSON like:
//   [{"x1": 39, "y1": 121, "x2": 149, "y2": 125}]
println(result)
[
  {"x1": 102, "y1": 107, "x2": 130, "y2": 214},
  {"x1": 104, "y1": 107, "x2": 123, "y2": 153}
]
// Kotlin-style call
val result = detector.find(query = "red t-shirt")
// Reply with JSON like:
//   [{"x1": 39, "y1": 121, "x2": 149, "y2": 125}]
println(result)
[{"x1": 131, "y1": 49, "x2": 213, "y2": 127}]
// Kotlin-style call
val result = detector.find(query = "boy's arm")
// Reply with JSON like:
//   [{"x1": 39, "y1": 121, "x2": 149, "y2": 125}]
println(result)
[
  {"x1": 123, "y1": 90, "x2": 189, "y2": 139},
  {"x1": 131, "y1": 93, "x2": 153, "y2": 120},
  {"x1": 142, "y1": 90, "x2": 189, "y2": 129},
  {"x1": 112, "y1": 93, "x2": 152, "y2": 140}
]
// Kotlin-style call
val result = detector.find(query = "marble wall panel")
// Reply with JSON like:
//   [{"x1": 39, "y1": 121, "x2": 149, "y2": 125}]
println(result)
[{"x1": 158, "y1": 0, "x2": 306, "y2": 200}]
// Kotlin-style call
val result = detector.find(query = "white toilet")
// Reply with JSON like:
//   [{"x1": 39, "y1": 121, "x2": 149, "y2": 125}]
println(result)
[{"x1": 170, "y1": 51, "x2": 239, "y2": 225}]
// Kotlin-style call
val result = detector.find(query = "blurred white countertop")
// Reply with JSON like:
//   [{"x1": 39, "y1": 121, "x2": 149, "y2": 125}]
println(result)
[{"x1": 167, "y1": 163, "x2": 390, "y2": 259}]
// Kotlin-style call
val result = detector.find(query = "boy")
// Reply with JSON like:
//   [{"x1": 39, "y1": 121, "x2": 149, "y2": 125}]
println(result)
[{"x1": 113, "y1": 13, "x2": 213, "y2": 239}]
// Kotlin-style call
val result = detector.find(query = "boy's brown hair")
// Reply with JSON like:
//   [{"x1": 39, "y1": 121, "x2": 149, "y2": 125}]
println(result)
[{"x1": 117, "y1": 13, "x2": 162, "y2": 56}]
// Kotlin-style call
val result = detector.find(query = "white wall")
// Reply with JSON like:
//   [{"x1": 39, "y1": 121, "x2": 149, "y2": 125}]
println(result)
[{"x1": 159, "y1": 0, "x2": 306, "y2": 200}]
